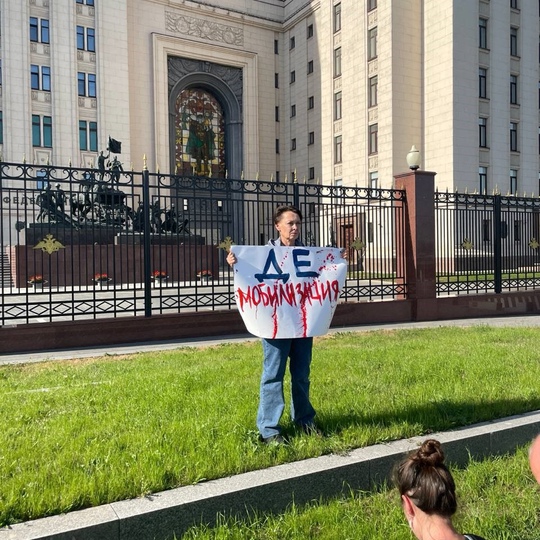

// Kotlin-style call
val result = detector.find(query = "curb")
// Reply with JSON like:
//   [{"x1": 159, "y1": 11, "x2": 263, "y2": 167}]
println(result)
[{"x1": 2, "y1": 410, "x2": 540, "y2": 540}]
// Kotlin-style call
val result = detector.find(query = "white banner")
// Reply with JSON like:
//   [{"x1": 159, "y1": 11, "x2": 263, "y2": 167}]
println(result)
[{"x1": 231, "y1": 245, "x2": 347, "y2": 339}]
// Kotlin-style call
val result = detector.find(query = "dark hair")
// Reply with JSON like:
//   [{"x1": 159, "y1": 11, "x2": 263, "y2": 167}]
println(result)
[
  {"x1": 273, "y1": 205, "x2": 302, "y2": 224},
  {"x1": 395, "y1": 439, "x2": 457, "y2": 517}
]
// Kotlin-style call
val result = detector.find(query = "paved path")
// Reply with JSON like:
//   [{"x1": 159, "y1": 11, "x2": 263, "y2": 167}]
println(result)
[{"x1": 2, "y1": 314, "x2": 540, "y2": 365}]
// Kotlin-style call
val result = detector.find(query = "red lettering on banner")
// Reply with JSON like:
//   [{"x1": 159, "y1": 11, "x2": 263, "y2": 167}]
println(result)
[{"x1": 236, "y1": 279, "x2": 340, "y2": 312}]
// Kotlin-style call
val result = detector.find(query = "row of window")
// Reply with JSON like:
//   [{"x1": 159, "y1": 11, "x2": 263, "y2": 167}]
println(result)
[
  {"x1": 28, "y1": 115, "x2": 98, "y2": 151},
  {"x1": 479, "y1": 18, "x2": 520, "y2": 57},
  {"x1": 479, "y1": 119, "x2": 520, "y2": 152},
  {"x1": 332, "y1": 0, "x2": 377, "y2": 35},
  {"x1": 30, "y1": 17, "x2": 96, "y2": 52},
  {"x1": 30, "y1": 65, "x2": 96, "y2": 97},
  {"x1": 479, "y1": 68, "x2": 522, "y2": 105},
  {"x1": 0, "y1": 112, "x2": 97, "y2": 151},
  {"x1": 478, "y1": 167, "x2": 522, "y2": 197}
]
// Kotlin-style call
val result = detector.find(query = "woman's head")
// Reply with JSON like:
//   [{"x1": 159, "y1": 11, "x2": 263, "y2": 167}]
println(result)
[
  {"x1": 273, "y1": 205, "x2": 302, "y2": 246},
  {"x1": 395, "y1": 439, "x2": 457, "y2": 517}
]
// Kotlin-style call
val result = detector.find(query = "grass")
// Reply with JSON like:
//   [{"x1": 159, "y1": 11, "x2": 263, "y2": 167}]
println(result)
[
  {"x1": 1, "y1": 326, "x2": 540, "y2": 527},
  {"x1": 181, "y1": 446, "x2": 540, "y2": 539}
]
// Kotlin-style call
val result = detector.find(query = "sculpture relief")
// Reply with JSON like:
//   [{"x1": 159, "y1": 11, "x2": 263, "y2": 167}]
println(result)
[{"x1": 165, "y1": 11, "x2": 244, "y2": 46}]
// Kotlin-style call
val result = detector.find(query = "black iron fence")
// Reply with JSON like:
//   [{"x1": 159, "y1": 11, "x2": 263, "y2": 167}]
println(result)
[
  {"x1": 435, "y1": 190, "x2": 540, "y2": 295},
  {"x1": 0, "y1": 162, "x2": 407, "y2": 325}
]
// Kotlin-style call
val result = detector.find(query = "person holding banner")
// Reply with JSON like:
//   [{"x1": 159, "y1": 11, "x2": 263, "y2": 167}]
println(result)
[{"x1": 227, "y1": 205, "x2": 346, "y2": 444}]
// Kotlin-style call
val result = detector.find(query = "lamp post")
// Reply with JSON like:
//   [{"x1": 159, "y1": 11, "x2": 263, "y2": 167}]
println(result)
[{"x1": 406, "y1": 145, "x2": 421, "y2": 170}]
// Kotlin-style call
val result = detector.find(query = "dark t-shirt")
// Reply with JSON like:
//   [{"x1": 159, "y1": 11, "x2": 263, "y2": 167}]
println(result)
[{"x1": 464, "y1": 535, "x2": 486, "y2": 540}]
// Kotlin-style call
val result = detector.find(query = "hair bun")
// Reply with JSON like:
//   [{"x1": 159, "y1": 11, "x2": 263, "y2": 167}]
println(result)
[{"x1": 416, "y1": 439, "x2": 445, "y2": 466}]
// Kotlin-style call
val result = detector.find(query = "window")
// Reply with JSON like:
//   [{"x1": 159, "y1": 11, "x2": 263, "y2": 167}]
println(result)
[
  {"x1": 79, "y1": 120, "x2": 98, "y2": 151},
  {"x1": 308, "y1": 96, "x2": 314, "y2": 109},
  {"x1": 31, "y1": 65, "x2": 50, "y2": 91},
  {"x1": 514, "y1": 219, "x2": 522, "y2": 242},
  {"x1": 77, "y1": 26, "x2": 95, "y2": 52},
  {"x1": 275, "y1": 106, "x2": 279, "y2": 122},
  {"x1": 482, "y1": 219, "x2": 491, "y2": 242},
  {"x1": 275, "y1": 139, "x2": 279, "y2": 154},
  {"x1": 479, "y1": 18, "x2": 488, "y2": 49},
  {"x1": 334, "y1": 91, "x2": 342, "y2": 120},
  {"x1": 291, "y1": 104, "x2": 296, "y2": 117},
  {"x1": 36, "y1": 169, "x2": 48, "y2": 190},
  {"x1": 368, "y1": 27, "x2": 377, "y2": 60},
  {"x1": 309, "y1": 167, "x2": 315, "y2": 180},
  {"x1": 334, "y1": 135, "x2": 342, "y2": 163},
  {"x1": 510, "y1": 169, "x2": 518, "y2": 195},
  {"x1": 78, "y1": 72, "x2": 96, "y2": 97},
  {"x1": 369, "y1": 75, "x2": 378, "y2": 107},
  {"x1": 369, "y1": 124, "x2": 378, "y2": 154},
  {"x1": 290, "y1": 70, "x2": 296, "y2": 84},
  {"x1": 274, "y1": 73, "x2": 279, "y2": 88},
  {"x1": 511, "y1": 0, "x2": 518, "y2": 8},
  {"x1": 479, "y1": 68, "x2": 487, "y2": 98},
  {"x1": 30, "y1": 18, "x2": 49, "y2": 44},
  {"x1": 32, "y1": 115, "x2": 52, "y2": 147},
  {"x1": 369, "y1": 171, "x2": 378, "y2": 189},
  {"x1": 76, "y1": 0, "x2": 95, "y2": 4},
  {"x1": 334, "y1": 47, "x2": 342, "y2": 77},
  {"x1": 0, "y1": 60, "x2": 2, "y2": 86},
  {"x1": 308, "y1": 131, "x2": 315, "y2": 145},
  {"x1": 274, "y1": 39, "x2": 279, "y2": 54},
  {"x1": 0, "y1": 111, "x2": 3, "y2": 145},
  {"x1": 510, "y1": 122, "x2": 518, "y2": 151},
  {"x1": 291, "y1": 138, "x2": 296, "y2": 151},
  {"x1": 510, "y1": 27, "x2": 518, "y2": 56},
  {"x1": 479, "y1": 166, "x2": 487, "y2": 194},
  {"x1": 333, "y1": 3, "x2": 341, "y2": 33},
  {"x1": 307, "y1": 24, "x2": 314, "y2": 38},
  {"x1": 290, "y1": 36, "x2": 295, "y2": 50},
  {"x1": 307, "y1": 60, "x2": 314, "y2": 74},
  {"x1": 368, "y1": 0, "x2": 377, "y2": 10},
  {"x1": 510, "y1": 75, "x2": 518, "y2": 104},
  {"x1": 479, "y1": 117, "x2": 488, "y2": 148}
]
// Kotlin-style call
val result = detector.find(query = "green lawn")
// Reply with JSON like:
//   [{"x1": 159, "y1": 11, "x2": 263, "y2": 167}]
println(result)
[{"x1": 1, "y1": 326, "x2": 540, "y2": 527}]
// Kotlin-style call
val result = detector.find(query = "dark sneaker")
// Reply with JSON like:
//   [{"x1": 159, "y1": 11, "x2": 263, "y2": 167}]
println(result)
[{"x1": 259, "y1": 434, "x2": 286, "y2": 445}]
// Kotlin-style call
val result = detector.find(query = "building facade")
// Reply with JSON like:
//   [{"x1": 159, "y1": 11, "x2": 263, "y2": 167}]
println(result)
[{"x1": 0, "y1": 0, "x2": 539, "y2": 194}]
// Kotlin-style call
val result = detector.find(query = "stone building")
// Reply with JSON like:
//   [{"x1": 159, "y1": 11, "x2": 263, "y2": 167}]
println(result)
[{"x1": 0, "y1": 0, "x2": 538, "y2": 194}]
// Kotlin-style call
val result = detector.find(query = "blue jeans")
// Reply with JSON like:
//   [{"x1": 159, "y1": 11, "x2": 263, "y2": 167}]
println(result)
[{"x1": 257, "y1": 337, "x2": 316, "y2": 438}]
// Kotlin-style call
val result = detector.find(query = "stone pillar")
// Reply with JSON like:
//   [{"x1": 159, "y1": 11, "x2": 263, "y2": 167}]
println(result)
[{"x1": 394, "y1": 170, "x2": 437, "y2": 320}]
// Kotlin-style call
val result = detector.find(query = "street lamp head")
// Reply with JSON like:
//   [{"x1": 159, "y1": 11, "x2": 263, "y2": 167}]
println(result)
[{"x1": 406, "y1": 145, "x2": 421, "y2": 171}]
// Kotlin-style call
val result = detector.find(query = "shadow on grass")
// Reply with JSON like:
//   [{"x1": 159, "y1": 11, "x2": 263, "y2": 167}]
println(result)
[{"x1": 314, "y1": 396, "x2": 540, "y2": 441}]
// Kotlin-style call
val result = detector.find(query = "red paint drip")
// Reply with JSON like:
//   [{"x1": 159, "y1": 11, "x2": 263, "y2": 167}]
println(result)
[{"x1": 272, "y1": 304, "x2": 279, "y2": 338}]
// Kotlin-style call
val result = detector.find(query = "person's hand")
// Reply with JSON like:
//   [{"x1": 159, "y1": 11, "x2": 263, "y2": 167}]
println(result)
[
  {"x1": 226, "y1": 251, "x2": 237, "y2": 267},
  {"x1": 340, "y1": 248, "x2": 348, "y2": 261}
]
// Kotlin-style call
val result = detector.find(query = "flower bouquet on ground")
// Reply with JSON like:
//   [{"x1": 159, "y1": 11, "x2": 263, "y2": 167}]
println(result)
[
  {"x1": 93, "y1": 272, "x2": 111, "y2": 285},
  {"x1": 152, "y1": 270, "x2": 168, "y2": 286},
  {"x1": 196, "y1": 269, "x2": 213, "y2": 283},
  {"x1": 197, "y1": 270, "x2": 213, "y2": 281},
  {"x1": 27, "y1": 274, "x2": 47, "y2": 286}
]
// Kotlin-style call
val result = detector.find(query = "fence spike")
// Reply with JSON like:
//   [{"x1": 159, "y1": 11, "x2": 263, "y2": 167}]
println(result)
[
  {"x1": 256, "y1": 171, "x2": 259, "y2": 180},
  {"x1": 241, "y1": 170, "x2": 244, "y2": 180},
  {"x1": 270, "y1": 173, "x2": 274, "y2": 182},
  {"x1": 143, "y1": 154, "x2": 147, "y2": 170}
]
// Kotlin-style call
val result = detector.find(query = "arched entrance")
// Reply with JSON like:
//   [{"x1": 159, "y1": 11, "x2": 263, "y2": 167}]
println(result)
[{"x1": 168, "y1": 59, "x2": 243, "y2": 178}]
